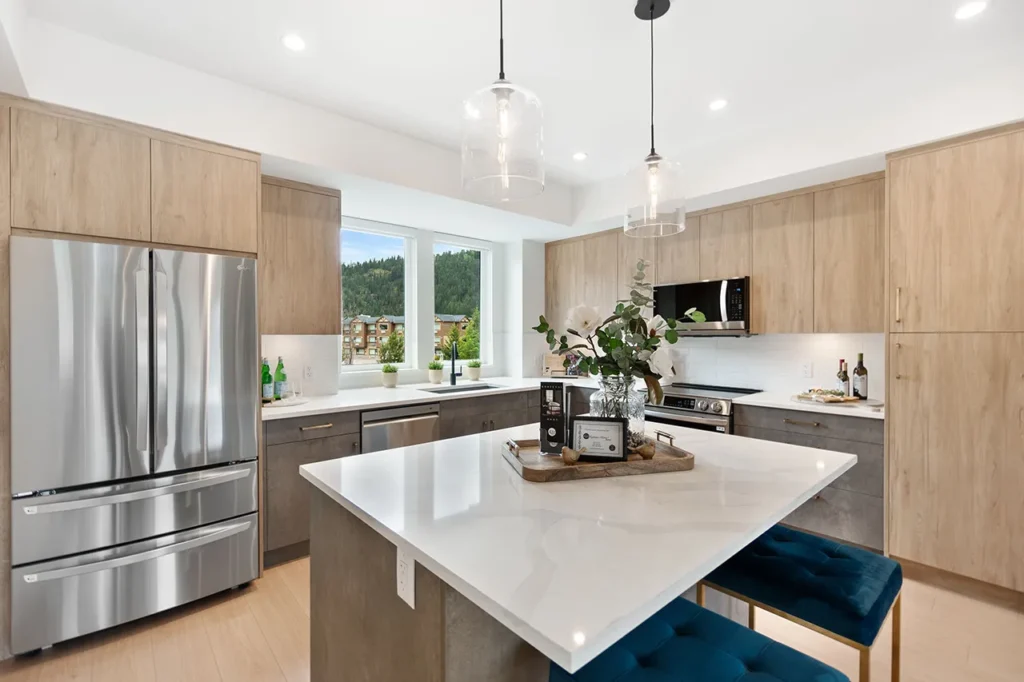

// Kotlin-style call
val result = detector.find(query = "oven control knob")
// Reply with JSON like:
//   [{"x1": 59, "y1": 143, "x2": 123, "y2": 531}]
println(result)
[
  {"x1": 697, "y1": 400, "x2": 709, "y2": 412},
  {"x1": 711, "y1": 402, "x2": 724, "y2": 414}
]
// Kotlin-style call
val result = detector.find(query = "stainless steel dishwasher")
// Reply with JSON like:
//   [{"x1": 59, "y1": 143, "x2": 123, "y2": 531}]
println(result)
[{"x1": 361, "y1": 403, "x2": 441, "y2": 454}]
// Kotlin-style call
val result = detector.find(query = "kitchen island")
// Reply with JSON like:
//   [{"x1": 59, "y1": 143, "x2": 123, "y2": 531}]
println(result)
[{"x1": 299, "y1": 422, "x2": 856, "y2": 681}]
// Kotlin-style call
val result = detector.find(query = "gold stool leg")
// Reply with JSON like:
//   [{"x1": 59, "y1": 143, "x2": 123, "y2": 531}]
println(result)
[
  {"x1": 859, "y1": 647, "x2": 871, "y2": 682},
  {"x1": 696, "y1": 583, "x2": 705, "y2": 607},
  {"x1": 748, "y1": 602, "x2": 756, "y2": 630},
  {"x1": 892, "y1": 593, "x2": 902, "y2": 682}
]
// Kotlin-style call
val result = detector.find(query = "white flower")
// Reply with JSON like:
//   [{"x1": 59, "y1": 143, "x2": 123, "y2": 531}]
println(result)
[
  {"x1": 647, "y1": 345, "x2": 676, "y2": 380},
  {"x1": 565, "y1": 304, "x2": 602, "y2": 337},
  {"x1": 649, "y1": 315, "x2": 668, "y2": 335}
]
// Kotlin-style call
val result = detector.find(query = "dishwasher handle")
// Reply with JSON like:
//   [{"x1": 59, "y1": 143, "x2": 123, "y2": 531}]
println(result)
[{"x1": 361, "y1": 403, "x2": 440, "y2": 425}]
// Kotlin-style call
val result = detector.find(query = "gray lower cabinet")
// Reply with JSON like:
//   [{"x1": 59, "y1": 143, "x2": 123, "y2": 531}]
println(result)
[
  {"x1": 264, "y1": 416, "x2": 360, "y2": 565},
  {"x1": 733, "y1": 404, "x2": 885, "y2": 551},
  {"x1": 567, "y1": 386, "x2": 596, "y2": 418},
  {"x1": 439, "y1": 391, "x2": 537, "y2": 439}
]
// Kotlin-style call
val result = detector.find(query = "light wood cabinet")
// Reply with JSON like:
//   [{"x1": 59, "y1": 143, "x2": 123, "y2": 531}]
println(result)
[
  {"x1": 582, "y1": 231, "x2": 619, "y2": 314},
  {"x1": 260, "y1": 179, "x2": 342, "y2": 335},
  {"x1": 699, "y1": 206, "x2": 750, "y2": 280},
  {"x1": 888, "y1": 333, "x2": 1024, "y2": 591},
  {"x1": 813, "y1": 179, "x2": 884, "y2": 333},
  {"x1": 655, "y1": 215, "x2": 700, "y2": 285},
  {"x1": 152, "y1": 140, "x2": 259, "y2": 253},
  {"x1": 11, "y1": 108, "x2": 151, "y2": 241},
  {"x1": 889, "y1": 130, "x2": 1024, "y2": 332},
  {"x1": 545, "y1": 232, "x2": 617, "y2": 332},
  {"x1": 617, "y1": 230, "x2": 658, "y2": 300},
  {"x1": 751, "y1": 193, "x2": 814, "y2": 334}
]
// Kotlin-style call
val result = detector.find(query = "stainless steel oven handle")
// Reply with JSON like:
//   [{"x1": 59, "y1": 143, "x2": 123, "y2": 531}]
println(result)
[
  {"x1": 135, "y1": 270, "x2": 149, "y2": 455},
  {"x1": 21, "y1": 467, "x2": 251, "y2": 515},
  {"x1": 644, "y1": 407, "x2": 730, "y2": 427},
  {"x1": 22, "y1": 519, "x2": 252, "y2": 584}
]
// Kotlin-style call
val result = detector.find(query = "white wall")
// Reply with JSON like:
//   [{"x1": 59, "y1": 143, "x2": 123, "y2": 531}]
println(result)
[
  {"x1": 501, "y1": 240, "x2": 547, "y2": 378},
  {"x1": 669, "y1": 334, "x2": 885, "y2": 398}
]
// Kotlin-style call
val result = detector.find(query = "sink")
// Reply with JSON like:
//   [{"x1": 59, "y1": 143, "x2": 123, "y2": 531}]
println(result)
[{"x1": 420, "y1": 384, "x2": 503, "y2": 394}]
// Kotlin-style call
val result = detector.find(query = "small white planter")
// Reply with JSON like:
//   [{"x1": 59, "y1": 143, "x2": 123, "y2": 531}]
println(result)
[
  {"x1": 428, "y1": 369, "x2": 444, "y2": 384},
  {"x1": 465, "y1": 366, "x2": 481, "y2": 381},
  {"x1": 381, "y1": 371, "x2": 398, "y2": 388}
]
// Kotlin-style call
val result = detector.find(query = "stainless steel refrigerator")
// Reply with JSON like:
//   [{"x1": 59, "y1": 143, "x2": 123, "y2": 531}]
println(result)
[{"x1": 9, "y1": 235, "x2": 259, "y2": 654}]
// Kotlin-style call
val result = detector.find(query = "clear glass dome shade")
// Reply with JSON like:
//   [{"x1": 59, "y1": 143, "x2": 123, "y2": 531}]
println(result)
[
  {"x1": 622, "y1": 153, "x2": 685, "y2": 238},
  {"x1": 462, "y1": 79, "x2": 544, "y2": 203}
]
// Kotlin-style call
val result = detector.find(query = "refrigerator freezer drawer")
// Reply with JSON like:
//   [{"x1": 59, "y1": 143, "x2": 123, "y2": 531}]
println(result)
[
  {"x1": 11, "y1": 513, "x2": 258, "y2": 654},
  {"x1": 12, "y1": 461, "x2": 258, "y2": 566}
]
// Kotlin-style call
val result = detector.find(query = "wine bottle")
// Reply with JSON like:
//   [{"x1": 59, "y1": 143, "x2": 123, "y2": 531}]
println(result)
[
  {"x1": 852, "y1": 353, "x2": 869, "y2": 400},
  {"x1": 836, "y1": 359, "x2": 850, "y2": 395}
]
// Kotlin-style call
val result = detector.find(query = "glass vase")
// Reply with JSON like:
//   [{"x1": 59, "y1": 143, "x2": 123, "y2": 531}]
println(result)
[{"x1": 589, "y1": 375, "x2": 647, "y2": 451}]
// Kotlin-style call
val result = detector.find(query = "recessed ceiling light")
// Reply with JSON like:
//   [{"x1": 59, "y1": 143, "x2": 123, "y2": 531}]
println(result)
[
  {"x1": 955, "y1": 1, "x2": 987, "y2": 19},
  {"x1": 282, "y1": 33, "x2": 306, "y2": 51},
  {"x1": 572, "y1": 152, "x2": 588, "y2": 162},
  {"x1": 709, "y1": 99, "x2": 728, "y2": 111}
]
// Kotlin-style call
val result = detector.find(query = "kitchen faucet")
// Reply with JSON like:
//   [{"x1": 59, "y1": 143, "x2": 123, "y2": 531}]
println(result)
[{"x1": 450, "y1": 340, "x2": 462, "y2": 385}]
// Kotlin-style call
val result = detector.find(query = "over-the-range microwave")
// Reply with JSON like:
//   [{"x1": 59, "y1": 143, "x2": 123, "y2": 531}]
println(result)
[{"x1": 653, "y1": 277, "x2": 750, "y2": 336}]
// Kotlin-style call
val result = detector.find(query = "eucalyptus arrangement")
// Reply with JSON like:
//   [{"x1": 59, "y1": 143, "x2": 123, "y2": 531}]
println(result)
[{"x1": 533, "y1": 259, "x2": 704, "y2": 445}]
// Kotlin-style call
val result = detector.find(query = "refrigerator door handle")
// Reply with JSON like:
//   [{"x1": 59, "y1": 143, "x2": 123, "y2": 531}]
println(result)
[
  {"x1": 153, "y1": 269, "x2": 169, "y2": 457},
  {"x1": 20, "y1": 466, "x2": 252, "y2": 515},
  {"x1": 21, "y1": 519, "x2": 253, "y2": 584},
  {"x1": 135, "y1": 270, "x2": 150, "y2": 456}
]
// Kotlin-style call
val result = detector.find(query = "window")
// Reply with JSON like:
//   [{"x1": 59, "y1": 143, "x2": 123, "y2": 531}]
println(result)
[
  {"x1": 434, "y1": 242, "x2": 483, "y2": 361},
  {"x1": 340, "y1": 228, "x2": 409, "y2": 367}
]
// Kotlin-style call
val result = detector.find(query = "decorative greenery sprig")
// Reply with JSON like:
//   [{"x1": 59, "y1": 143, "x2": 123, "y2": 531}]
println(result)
[{"x1": 532, "y1": 259, "x2": 704, "y2": 402}]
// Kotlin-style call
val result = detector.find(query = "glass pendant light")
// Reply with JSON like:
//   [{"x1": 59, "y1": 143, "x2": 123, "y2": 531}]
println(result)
[
  {"x1": 462, "y1": 0, "x2": 544, "y2": 203},
  {"x1": 624, "y1": 0, "x2": 684, "y2": 238}
]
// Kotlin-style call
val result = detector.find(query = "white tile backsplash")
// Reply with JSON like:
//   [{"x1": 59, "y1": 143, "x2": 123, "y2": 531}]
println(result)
[
  {"x1": 261, "y1": 335, "x2": 340, "y2": 396},
  {"x1": 668, "y1": 333, "x2": 885, "y2": 398}
]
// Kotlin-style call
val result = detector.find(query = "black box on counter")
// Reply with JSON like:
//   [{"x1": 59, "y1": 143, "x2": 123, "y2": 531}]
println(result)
[{"x1": 540, "y1": 382, "x2": 566, "y2": 454}]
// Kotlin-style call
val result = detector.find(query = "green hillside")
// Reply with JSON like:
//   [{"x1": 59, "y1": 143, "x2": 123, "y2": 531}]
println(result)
[{"x1": 341, "y1": 249, "x2": 481, "y2": 318}]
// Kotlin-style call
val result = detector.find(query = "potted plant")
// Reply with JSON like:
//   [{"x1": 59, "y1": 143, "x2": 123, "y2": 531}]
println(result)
[
  {"x1": 381, "y1": 363, "x2": 398, "y2": 388},
  {"x1": 465, "y1": 359, "x2": 482, "y2": 381},
  {"x1": 427, "y1": 359, "x2": 444, "y2": 384},
  {"x1": 533, "y1": 259, "x2": 704, "y2": 448}
]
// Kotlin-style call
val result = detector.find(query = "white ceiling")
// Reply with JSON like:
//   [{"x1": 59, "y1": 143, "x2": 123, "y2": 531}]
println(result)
[{"x1": 26, "y1": 0, "x2": 1024, "y2": 189}]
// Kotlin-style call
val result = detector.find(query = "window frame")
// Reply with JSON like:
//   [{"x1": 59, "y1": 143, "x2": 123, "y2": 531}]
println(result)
[{"x1": 432, "y1": 233, "x2": 493, "y2": 368}]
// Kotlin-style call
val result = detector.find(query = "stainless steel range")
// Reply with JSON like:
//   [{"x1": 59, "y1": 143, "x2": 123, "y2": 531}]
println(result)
[{"x1": 645, "y1": 383, "x2": 761, "y2": 433}]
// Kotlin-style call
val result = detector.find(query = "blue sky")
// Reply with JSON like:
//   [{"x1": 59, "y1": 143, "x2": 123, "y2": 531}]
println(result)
[{"x1": 340, "y1": 229, "x2": 472, "y2": 264}]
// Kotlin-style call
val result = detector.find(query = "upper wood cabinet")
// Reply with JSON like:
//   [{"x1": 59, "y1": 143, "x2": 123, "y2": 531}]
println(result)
[
  {"x1": 582, "y1": 231, "x2": 619, "y2": 315},
  {"x1": 699, "y1": 206, "x2": 750, "y2": 281},
  {"x1": 259, "y1": 178, "x2": 342, "y2": 335},
  {"x1": 655, "y1": 215, "x2": 700, "y2": 285},
  {"x1": 889, "y1": 129, "x2": 1024, "y2": 333},
  {"x1": 545, "y1": 231, "x2": 618, "y2": 334},
  {"x1": 888, "y1": 332, "x2": 1024, "y2": 591},
  {"x1": 751, "y1": 193, "x2": 814, "y2": 334},
  {"x1": 813, "y1": 179, "x2": 884, "y2": 333},
  {"x1": 617, "y1": 230, "x2": 657, "y2": 300},
  {"x1": 11, "y1": 108, "x2": 151, "y2": 241},
  {"x1": 152, "y1": 140, "x2": 260, "y2": 253}
]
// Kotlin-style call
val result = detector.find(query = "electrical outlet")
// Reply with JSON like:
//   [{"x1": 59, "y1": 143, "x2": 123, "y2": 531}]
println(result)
[
  {"x1": 801, "y1": 362, "x2": 814, "y2": 379},
  {"x1": 304, "y1": 365, "x2": 313, "y2": 380},
  {"x1": 396, "y1": 546, "x2": 415, "y2": 609}
]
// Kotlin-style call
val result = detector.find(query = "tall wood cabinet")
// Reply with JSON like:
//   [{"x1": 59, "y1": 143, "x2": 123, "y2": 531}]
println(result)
[
  {"x1": 655, "y1": 215, "x2": 700, "y2": 285},
  {"x1": 545, "y1": 231, "x2": 617, "y2": 331},
  {"x1": 886, "y1": 123, "x2": 1024, "y2": 591},
  {"x1": 259, "y1": 177, "x2": 342, "y2": 335},
  {"x1": 751, "y1": 193, "x2": 815, "y2": 334},
  {"x1": 699, "y1": 206, "x2": 750, "y2": 281}
]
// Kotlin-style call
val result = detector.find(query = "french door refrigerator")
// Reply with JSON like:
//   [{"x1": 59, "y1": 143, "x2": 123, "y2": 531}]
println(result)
[{"x1": 9, "y1": 235, "x2": 259, "y2": 654}]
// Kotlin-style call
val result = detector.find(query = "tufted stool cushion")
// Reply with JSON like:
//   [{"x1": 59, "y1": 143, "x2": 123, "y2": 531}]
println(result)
[
  {"x1": 550, "y1": 597, "x2": 849, "y2": 682},
  {"x1": 706, "y1": 525, "x2": 902, "y2": 646}
]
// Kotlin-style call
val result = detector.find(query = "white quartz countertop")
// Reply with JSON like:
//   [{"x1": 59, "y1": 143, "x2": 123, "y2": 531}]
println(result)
[
  {"x1": 733, "y1": 391, "x2": 885, "y2": 420},
  {"x1": 299, "y1": 422, "x2": 856, "y2": 673},
  {"x1": 261, "y1": 376, "x2": 600, "y2": 421}
]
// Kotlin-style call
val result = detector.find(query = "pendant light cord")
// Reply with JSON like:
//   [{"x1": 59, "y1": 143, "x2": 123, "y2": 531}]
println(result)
[
  {"x1": 649, "y1": 1, "x2": 656, "y2": 156},
  {"x1": 499, "y1": 0, "x2": 505, "y2": 80}
]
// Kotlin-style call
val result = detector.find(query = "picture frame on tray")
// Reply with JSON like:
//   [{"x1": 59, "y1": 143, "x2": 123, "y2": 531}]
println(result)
[{"x1": 569, "y1": 416, "x2": 627, "y2": 462}]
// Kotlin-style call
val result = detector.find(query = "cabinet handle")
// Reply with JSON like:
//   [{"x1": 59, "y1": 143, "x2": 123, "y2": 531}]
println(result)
[
  {"x1": 482, "y1": 420, "x2": 487, "y2": 431},
  {"x1": 300, "y1": 423, "x2": 333, "y2": 431},
  {"x1": 783, "y1": 418, "x2": 820, "y2": 428},
  {"x1": 895, "y1": 287, "x2": 902, "y2": 323},
  {"x1": 490, "y1": 419, "x2": 495, "y2": 430}
]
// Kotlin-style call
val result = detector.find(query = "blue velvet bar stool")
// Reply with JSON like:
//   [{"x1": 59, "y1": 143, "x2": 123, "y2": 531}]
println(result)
[
  {"x1": 551, "y1": 597, "x2": 850, "y2": 682},
  {"x1": 698, "y1": 525, "x2": 903, "y2": 682}
]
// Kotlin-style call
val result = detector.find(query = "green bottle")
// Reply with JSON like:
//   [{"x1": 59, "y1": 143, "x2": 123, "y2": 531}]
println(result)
[
  {"x1": 261, "y1": 357, "x2": 273, "y2": 403},
  {"x1": 274, "y1": 356, "x2": 288, "y2": 400}
]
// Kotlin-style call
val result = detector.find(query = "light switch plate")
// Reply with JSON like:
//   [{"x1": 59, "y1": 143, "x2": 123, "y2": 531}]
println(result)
[{"x1": 396, "y1": 546, "x2": 415, "y2": 609}]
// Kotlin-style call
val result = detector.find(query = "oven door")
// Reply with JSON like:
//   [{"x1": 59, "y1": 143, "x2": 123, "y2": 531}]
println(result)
[{"x1": 645, "y1": 407, "x2": 731, "y2": 434}]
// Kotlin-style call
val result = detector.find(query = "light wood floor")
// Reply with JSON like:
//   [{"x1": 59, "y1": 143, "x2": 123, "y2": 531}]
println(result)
[{"x1": 1, "y1": 558, "x2": 1022, "y2": 682}]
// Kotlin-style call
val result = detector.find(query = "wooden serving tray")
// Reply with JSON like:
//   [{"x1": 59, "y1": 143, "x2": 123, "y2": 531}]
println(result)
[{"x1": 501, "y1": 438, "x2": 695, "y2": 483}]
